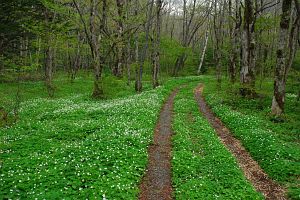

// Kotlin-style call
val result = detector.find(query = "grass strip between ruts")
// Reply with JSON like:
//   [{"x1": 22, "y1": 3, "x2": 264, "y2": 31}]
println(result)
[{"x1": 172, "y1": 82, "x2": 263, "y2": 199}]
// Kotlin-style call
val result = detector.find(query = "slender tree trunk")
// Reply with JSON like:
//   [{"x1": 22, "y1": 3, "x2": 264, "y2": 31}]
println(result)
[
  {"x1": 197, "y1": 30, "x2": 209, "y2": 74},
  {"x1": 90, "y1": 0, "x2": 103, "y2": 98},
  {"x1": 36, "y1": 37, "x2": 41, "y2": 69},
  {"x1": 170, "y1": 13, "x2": 175, "y2": 40},
  {"x1": 182, "y1": 0, "x2": 187, "y2": 44},
  {"x1": 213, "y1": 0, "x2": 222, "y2": 87},
  {"x1": 135, "y1": 0, "x2": 154, "y2": 92},
  {"x1": 228, "y1": 0, "x2": 238, "y2": 83},
  {"x1": 126, "y1": 39, "x2": 131, "y2": 85},
  {"x1": 134, "y1": 0, "x2": 141, "y2": 91},
  {"x1": 125, "y1": 0, "x2": 131, "y2": 86},
  {"x1": 45, "y1": 43, "x2": 54, "y2": 97},
  {"x1": 287, "y1": 1, "x2": 300, "y2": 69},
  {"x1": 271, "y1": 0, "x2": 295, "y2": 115},
  {"x1": 44, "y1": 9, "x2": 54, "y2": 97},
  {"x1": 72, "y1": 32, "x2": 83, "y2": 82},
  {"x1": 240, "y1": 0, "x2": 256, "y2": 97},
  {"x1": 152, "y1": 0, "x2": 162, "y2": 88},
  {"x1": 115, "y1": 0, "x2": 125, "y2": 77}
]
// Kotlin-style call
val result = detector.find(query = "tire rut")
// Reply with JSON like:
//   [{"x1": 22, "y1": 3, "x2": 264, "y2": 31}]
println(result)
[
  {"x1": 139, "y1": 87, "x2": 180, "y2": 200},
  {"x1": 194, "y1": 84, "x2": 286, "y2": 200}
]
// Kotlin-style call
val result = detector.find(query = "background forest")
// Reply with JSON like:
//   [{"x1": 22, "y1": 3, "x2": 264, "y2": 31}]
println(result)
[
  {"x1": 0, "y1": 0, "x2": 299, "y2": 199},
  {"x1": 0, "y1": 0, "x2": 299, "y2": 115}
]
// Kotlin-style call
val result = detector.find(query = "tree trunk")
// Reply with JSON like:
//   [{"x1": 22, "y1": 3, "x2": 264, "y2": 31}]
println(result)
[
  {"x1": 152, "y1": 0, "x2": 162, "y2": 88},
  {"x1": 90, "y1": 0, "x2": 103, "y2": 98},
  {"x1": 71, "y1": 32, "x2": 83, "y2": 82},
  {"x1": 115, "y1": 0, "x2": 125, "y2": 77},
  {"x1": 213, "y1": 0, "x2": 222, "y2": 87},
  {"x1": 135, "y1": 0, "x2": 154, "y2": 92},
  {"x1": 44, "y1": 8, "x2": 54, "y2": 97},
  {"x1": 134, "y1": 0, "x2": 141, "y2": 92},
  {"x1": 197, "y1": 30, "x2": 209, "y2": 74},
  {"x1": 45, "y1": 43, "x2": 54, "y2": 97},
  {"x1": 240, "y1": 0, "x2": 256, "y2": 97},
  {"x1": 228, "y1": 0, "x2": 240, "y2": 83},
  {"x1": 271, "y1": 0, "x2": 294, "y2": 115}
]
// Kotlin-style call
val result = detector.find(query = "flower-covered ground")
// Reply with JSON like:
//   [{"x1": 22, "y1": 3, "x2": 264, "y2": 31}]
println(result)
[
  {"x1": 0, "y1": 77, "x2": 196, "y2": 199},
  {"x1": 1, "y1": 75, "x2": 299, "y2": 199}
]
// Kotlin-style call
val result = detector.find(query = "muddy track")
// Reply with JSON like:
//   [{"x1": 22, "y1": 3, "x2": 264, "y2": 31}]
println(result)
[
  {"x1": 139, "y1": 88, "x2": 180, "y2": 200},
  {"x1": 194, "y1": 84, "x2": 286, "y2": 200}
]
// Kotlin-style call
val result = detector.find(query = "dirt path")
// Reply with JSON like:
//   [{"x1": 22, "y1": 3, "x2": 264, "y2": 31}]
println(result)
[
  {"x1": 194, "y1": 85, "x2": 286, "y2": 200},
  {"x1": 139, "y1": 88, "x2": 180, "y2": 200}
]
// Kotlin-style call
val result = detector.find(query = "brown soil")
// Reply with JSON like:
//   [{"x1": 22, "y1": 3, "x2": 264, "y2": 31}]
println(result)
[
  {"x1": 194, "y1": 84, "x2": 286, "y2": 200},
  {"x1": 139, "y1": 88, "x2": 179, "y2": 200}
]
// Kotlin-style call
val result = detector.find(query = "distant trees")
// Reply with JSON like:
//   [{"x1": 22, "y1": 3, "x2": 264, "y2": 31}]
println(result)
[
  {"x1": 0, "y1": 0, "x2": 299, "y2": 116},
  {"x1": 205, "y1": 0, "x2": 299, "y2": 116}
]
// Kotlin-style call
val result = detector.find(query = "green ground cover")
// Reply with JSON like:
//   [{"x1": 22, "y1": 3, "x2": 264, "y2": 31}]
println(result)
[
  {"x1": 202, "y1": 76, "x2": 300, "y2": 199},
  {"x1": 0, "y1": 77, "x2": 194, "y2": 199},
  {"x1": 171, "y1": 81, "x2": 263, "y2": 199}
]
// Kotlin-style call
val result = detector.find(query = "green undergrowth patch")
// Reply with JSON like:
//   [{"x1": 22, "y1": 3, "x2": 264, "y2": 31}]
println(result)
[
  {"x1": 172, "y1": 82, "x2": 263, "y2": 199},
  {"x1": 0, "y1": 77, "x2": 200, "y2": 199},
  {"x1": 201, "y1": 76, "x2": 300, "y2": 199}
]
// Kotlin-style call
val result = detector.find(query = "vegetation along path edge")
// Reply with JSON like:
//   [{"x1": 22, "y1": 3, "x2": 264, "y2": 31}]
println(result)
[{"x1": 194, "y1": 84, "x2": 286, "y2": 200}]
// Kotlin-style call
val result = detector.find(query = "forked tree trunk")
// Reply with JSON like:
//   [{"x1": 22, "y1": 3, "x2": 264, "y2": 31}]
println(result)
[
  {"x1": 73, "y1": 0, "x2": 104, "y2": 98},
  {"x1": 271, "y1": 0, "x2": 295, "y2": 115},
  {"x1": 240, "y1": 0, "x2": 256, "y2": 96}
]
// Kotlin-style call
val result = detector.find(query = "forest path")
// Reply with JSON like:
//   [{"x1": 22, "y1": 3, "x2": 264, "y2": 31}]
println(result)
[
  {"x1": 194, "y1": 84, "x2": 286, "y2": 200},
  {"x1": 139, "y1": 87, "x2": 180, "y2": 200}
]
